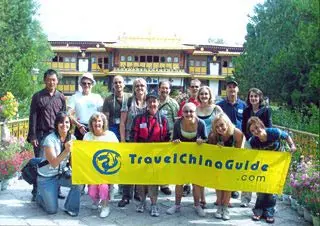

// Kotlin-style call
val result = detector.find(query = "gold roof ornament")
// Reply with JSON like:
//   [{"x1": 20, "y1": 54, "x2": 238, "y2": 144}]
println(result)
[
  {"x1": 103, "y1": 35, "x2": 195, "y2": 50},
  {"x1": 216, "y1": 51, "x2": 241, "y2": 56},
  {"x1": 193, "y1": 50, "x2": 214, "y2": 56},
  {"x1": 51, "y1": 46, "x2": 81, "y2": 53}
]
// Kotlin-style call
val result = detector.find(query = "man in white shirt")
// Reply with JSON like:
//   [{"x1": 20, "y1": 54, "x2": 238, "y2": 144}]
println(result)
[{"x1": 67, "y1": 73, "x2": 103, "y2": 140}]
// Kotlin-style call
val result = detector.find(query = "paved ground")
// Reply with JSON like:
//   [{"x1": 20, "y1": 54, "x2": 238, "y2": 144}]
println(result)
[{"x1": 0, "y1": 178, "x2": 312, "y2": 226}]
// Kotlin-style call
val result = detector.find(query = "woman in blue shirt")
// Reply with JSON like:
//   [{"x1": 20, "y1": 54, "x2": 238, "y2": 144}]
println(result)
[{"x1": 248, "y1": 116, "x2": 296, "y2": 224}]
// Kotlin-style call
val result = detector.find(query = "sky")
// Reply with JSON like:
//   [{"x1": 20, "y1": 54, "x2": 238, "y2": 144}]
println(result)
[{"x1": 36, "y1": 0, "x2": 265, "y2": 45}]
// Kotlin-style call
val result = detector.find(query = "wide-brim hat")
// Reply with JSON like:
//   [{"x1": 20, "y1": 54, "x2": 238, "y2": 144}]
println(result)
[{"x1": 80, "y1": 73, "x2": 96, "y2": 86}]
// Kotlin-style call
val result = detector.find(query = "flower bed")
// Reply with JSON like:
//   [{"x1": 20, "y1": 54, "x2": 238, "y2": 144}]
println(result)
[{"x1": 0, "y1": 136, "x2": 33, "y2": 181}]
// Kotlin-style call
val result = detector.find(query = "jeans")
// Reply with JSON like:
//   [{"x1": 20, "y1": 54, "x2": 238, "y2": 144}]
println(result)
[
  {"x1": 253, "y1": 193, "x2": 276, "y2": 218},
  {"x1": 36, "y1": 175, "x2": 81, "y2": 215}
]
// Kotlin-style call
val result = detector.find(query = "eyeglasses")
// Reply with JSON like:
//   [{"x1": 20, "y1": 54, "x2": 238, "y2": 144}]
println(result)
[
  {"x1": 81, "y1": 82, "x2": 92, "y2": 86},
  {"x1": 190, "y1": 86, "x2": 199, "y2": 89},
  {"x1": 183, "y1": 110, "x2": 195, "y2": 114},
  {"x1": 135, "y1": 84, "x2": 145, "y2": 88}
]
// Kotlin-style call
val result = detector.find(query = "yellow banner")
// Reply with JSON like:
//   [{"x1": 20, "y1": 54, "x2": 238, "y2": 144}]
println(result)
[{"x1": 72, "y1": 141, "x2": 291, "y2": 194}]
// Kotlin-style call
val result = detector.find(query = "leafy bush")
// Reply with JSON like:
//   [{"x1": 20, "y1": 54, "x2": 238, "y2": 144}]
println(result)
[
  {"x1": 272, "y1": 104, "x2": 319, "y2": 134},
  {"x1": 92, "y1": 81, "x2": 110, "y2": 99}
]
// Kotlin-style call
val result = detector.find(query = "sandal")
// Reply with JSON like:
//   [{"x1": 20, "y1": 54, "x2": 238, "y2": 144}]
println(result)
[
  {"x1": 266, "y1": 217, "x2": 275, "y2": 224},
  {"x1": 252, "y1": 215, "x2": 261, "y2": 221},
  {"x1": 200, "y1": 201, "x2": 206, "y2": 209}
]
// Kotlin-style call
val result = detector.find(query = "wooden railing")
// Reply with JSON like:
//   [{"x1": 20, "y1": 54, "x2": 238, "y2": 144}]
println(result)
[
  {"x1": 1, "y1": 119, "x2": 319, "y2": 157},
  {"x1": 275, "y1": 125, "x2": 319, "y2": 158},
  {"x1": 0, "y1": 119, "x2": 29, "y2": 140}
]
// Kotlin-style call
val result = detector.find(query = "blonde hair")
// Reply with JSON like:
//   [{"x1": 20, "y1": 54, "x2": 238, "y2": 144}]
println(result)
[
  {"x1": 212, "y1": 113, "x2": 235, "y2": 138},
  {"x1": 88, "y1": 112, "x2": 108, "y2": 133},
  {"x1": 132, "y1": 78, "x2": 147, "y2": 95},
  {"x1": 197, "y1": 86, "x2": 214, "y2": 105}
]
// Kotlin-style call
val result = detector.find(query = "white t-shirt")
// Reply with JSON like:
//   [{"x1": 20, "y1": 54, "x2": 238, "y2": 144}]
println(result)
[
  {"x1": 83, "y1": 131, "x2": 119, "y2": 143},
  {"x1": 67, "y1": 91, "x2": 103, "y2": 124}
]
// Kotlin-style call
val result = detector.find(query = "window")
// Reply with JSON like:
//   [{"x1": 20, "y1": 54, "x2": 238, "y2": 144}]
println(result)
[
  {"x1": 52, "y1": 56, "x2": 58, "y2": 62},
  {"x1": 64, "y1": 57, "x2": 70, "y2": 62},
  {"x1": 167, "y1": 57, "x2": 172, "y2": 63},
  {"x1": 58, "y1": 56, "x2": 63, "y2": 62},
  {"x1": 127, "y1": 56, "x2": 133, "y2": 62},
  {"x1": 71, "y1": 57, "x2": 76, "y2": 63},
  {"x1": 189, "y1": 60, "x2": 194, "y2": 66},
  {"x1": 229, "y1": 61, "x2": 233, "y2": 67},
  {"x1": 153, "y1": 56, "x2": 159, "y2": 62},
  {"x1": 223, "y1": 61, "x2": 228, "y2": 67},
  {"x1": 91, "y1": 57, "x2": 96, "y2": 63},
  {"x1": 147, "y1": 56, "x2": 153, "y2": 62},
  {"x1": 201, "y1": 61, "x2": 206, "y2": 67},
  {"x1": 160, "y1": 56, "x2": 166, "y2": 63},
  {"x1": 134, "y1": 56, "x2": 139, "y2": 62},
  {"x1": 140, "y1": 56, "x2": 146, "y2": 62},
  {"x1": 195, "y1": 61, "x2": 200, "y2": 67},
  {"x1": 173, "y1": 57, "x2": 179, "y2": 63},
  {"x1": 120, "y1": 55, "x2": 126, "y2": 62}
]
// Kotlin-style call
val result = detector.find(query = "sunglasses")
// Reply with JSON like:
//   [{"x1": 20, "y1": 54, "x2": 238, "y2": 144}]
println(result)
[
  {"x1": 183, "y1": 110, "x2": 195, "y2": 114},
  {"x1": 190, "y1": 86, "x2": 199, "y2": 89},
  {"x1": 81, "y1": 82, "x2": 92, "y2": 86}
]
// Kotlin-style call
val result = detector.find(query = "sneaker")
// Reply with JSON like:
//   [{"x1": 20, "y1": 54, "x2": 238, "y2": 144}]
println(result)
[
  {"x1": 160, "y1": 187, "x2": 172, "y2": 195},
  {"x1": 194, "y1": 205, "x2": 206, "y2": 217},
  {"x1": 182, "y1": 185, "x2": 191, "y2": 197},
  {"x1": 222, "y1": 206, "x2": 230, "y2": 220},
  {"x1": 118, "y1": 199, "x2": 129, "y2": 207},
  {"x1": 214, "y1": 206, "x2": 223, "y2": 219},
  {"x1": 136, "y1": 202, "x2": 146, "y2": 213},
  {"x1": 240, "y1": 201, "x2": 249, "y2": 207},
  {"x1": 166, "y1": 205, "x2": 180, "y2": 215},
  {"x1": 150, "y1": 205, "x2": 160, "y2": 217},
  {"x1": 65, "y1": 210, "x2": 78, "y2": 217},
  {"x1": 100, "y1": 206, "x2": 110, "y2": 218}
]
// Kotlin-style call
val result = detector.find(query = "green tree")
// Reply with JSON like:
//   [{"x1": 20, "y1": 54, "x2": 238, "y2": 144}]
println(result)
[
  {"x1": 234, "y1": 0, "x2": 320, "y2": 107},
  {"x1": 0, "y1": 0, "x2": 53, "y2": 100}
]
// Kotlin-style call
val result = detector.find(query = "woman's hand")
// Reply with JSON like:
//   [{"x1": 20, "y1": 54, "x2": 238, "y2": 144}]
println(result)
[
  {"x1": 172, "y1": 139, "x2": 181, "y2": 143},
  {"x1": 196, "y1": 138, "x2": 206, "y2": 145},
  {"x1": 290, "y1": 144, "x2": 296, "y2": 153},
  {"x1": 64, "y1": 141, "x2": 72, "y2": 153}
]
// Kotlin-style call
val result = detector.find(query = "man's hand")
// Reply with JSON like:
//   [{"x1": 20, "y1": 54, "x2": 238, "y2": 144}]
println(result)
[{"x1": 31, "y1": 139, "x2": 39, "y2": 148}]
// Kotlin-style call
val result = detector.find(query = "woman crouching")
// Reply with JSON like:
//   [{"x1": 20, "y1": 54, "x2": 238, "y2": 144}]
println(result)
[
  {"x1": 248, "y1": 116, "x2": 296, "y2": 224},
  {"x1": 208, "y1": 113, "x2": 245, "y2": 220},
  {"x1": 36, "y1": 111, "x2": 81, "y2": 216}
]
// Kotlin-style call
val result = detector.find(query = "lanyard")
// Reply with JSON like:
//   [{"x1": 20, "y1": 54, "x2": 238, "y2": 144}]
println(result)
[{"x1": 113, "y1": 94, "x2": 125, "y2": 119}]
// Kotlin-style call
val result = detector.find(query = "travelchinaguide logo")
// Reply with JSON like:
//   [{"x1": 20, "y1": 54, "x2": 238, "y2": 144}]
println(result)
[{"x1": 92, "y1": 149, "x2": 121, "y2": 175}]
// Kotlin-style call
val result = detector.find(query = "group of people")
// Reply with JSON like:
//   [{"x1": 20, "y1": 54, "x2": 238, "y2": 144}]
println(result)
[{"x1": 27, "y1": 69, "x2": 296, "y2": 223}]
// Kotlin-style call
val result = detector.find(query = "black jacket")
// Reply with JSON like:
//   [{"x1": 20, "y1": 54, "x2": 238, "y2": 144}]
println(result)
[{"x1": 242, "y1": 105, "x2": 272, "y2": 140}]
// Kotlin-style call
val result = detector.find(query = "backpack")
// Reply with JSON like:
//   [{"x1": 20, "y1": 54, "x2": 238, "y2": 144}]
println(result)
[{"x1": 21, "y1": 158, "x2": 48, "y2": 185}]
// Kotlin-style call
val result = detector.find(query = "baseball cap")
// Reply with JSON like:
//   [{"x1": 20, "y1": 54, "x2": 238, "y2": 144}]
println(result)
[
  {"x1": 146, "y1": 91, "x2": 159, "y2": 100},
  {"x1": 225, "y1": 76, "x2": 238, "y2": 86}
]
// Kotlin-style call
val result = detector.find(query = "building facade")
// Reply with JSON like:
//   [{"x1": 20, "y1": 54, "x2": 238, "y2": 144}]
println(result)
[{"x1": 47, "y1": 36, "x2": 243, "y2": 97}]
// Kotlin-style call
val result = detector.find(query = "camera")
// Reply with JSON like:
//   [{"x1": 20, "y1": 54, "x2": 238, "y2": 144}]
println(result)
[{"x1": 61, "y1": 166, "x2": 72, "y2": 179}]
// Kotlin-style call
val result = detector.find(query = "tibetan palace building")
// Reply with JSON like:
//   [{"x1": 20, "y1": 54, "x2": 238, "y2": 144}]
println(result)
[{"x1": 47, "y1": 36, "x2": 243, "y2": 97}]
